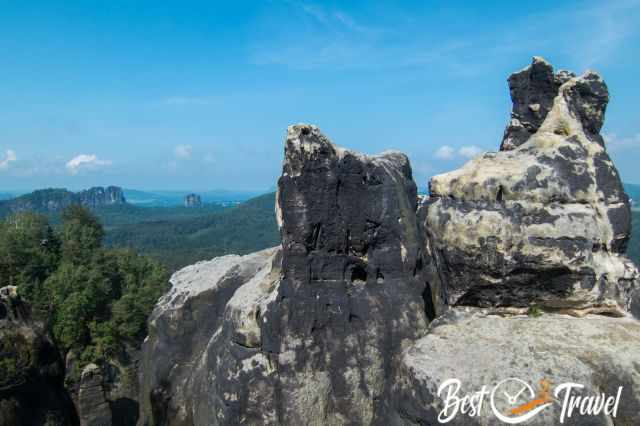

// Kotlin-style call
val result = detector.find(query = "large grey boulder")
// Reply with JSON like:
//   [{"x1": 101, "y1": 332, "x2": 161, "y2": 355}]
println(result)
[
  {"x1": 397, "y1": 309, "x2": 640, "y2": 426},
  {"x1": 426, "y1": 57, "x2": 638, "y2": 315},
  {"x1": 138, "y1": 247, "x2": 282, "y2": 426}
]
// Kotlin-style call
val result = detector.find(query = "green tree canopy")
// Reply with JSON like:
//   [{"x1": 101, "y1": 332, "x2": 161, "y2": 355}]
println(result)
[{"x1": 0, "y1": 206, "x2": 169, "y2": 376}]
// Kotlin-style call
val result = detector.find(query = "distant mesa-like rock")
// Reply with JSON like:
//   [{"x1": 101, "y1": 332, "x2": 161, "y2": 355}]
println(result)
[
  {"x1": 184, "y1": 193, "x2": 202, "y2": 208},
  {"x1": 133, "y1": 57, "x2": 639, "y2": 425},
  {"x1": 77, "y1": 186, "x2": 126, "y2": 208},
  {"x1": 0, "y1": 186, "x2": 126, "y2": 216}
]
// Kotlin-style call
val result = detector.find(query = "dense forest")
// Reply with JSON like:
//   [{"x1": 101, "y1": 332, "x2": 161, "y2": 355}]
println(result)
[
  {"x1": 104, "y1": 192, "x2": 280, "y2": 270},
  {"x1": 0, "y1": 206, "x2": 169, "y2": 382}
]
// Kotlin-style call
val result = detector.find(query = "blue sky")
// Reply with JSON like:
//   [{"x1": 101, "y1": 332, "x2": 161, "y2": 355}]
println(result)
[{"x1": 0, "y1": 0, "x2": 639, "y2": 191}]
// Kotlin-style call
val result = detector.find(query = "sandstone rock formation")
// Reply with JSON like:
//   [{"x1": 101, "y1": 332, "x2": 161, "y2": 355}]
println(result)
[
  {"x1": 138, "y1": 248, "x2": 282, "y2": 425},
  {"x1": 138, "y1": 57, "x2": 640, "y2": 426},
  {"x1": 0, "y1": 186, "x2": 126, "y2": 217},
  {"x1": 401, "y1": 58, "x2": 640, "y2": 425},
  {"x1": 426, "y1": 57, "x2": 636, "y2": 315},
  {"x1": 76, "y1": 186, "x2": 126, "y2": 208},
  {"x1": 78, "y1": 364, "x2": 112, "y2": 426},
  {"x1": 265, "y1": 124, "x2": 438, "y2": 423},
  {"x1": 0, "y1": 286, "x2": 77, "y2": 426},
  {"x1": 183, "y1": 194, "x2": 202, "y2": 208},
  {"x1": 397, "y1": 309, "x2": 640, "y2": 425},
  {"x1": 138, "y1": 125, "x2": 443, "y2": 424}
]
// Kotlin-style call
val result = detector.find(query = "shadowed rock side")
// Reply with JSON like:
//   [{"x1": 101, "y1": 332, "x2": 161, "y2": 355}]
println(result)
[
  {"x1": 0, "y1": 286, "x2": 78, "y2": 426},
  {"x1": 263, "y1": 125, "x2": 438, "y2": 424},
  {"x1": 426, "y1": 57, "x2": 638, "y2": 315},
  {"x1": 78, "y1": 364, "x2": 112, "y2": 426}
]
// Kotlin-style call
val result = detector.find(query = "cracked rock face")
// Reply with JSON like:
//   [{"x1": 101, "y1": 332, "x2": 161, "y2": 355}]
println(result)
[
  {"x1": 138, "y1": 125, "x2": 437, "y2": 425},
  {"x1": 137, "y1": 58, "x2": 639, "y2": 426},
  {"x1": 264, "y1": 125, "x2": 435, "y2": 424},
  {"x1": 426, "y1": 57, "x2": 637, "y2": 314}
]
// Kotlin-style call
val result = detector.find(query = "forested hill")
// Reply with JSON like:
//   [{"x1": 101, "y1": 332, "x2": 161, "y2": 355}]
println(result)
[
  {"x1": 105, "y1": 192, "x2": 280, "y2": 270},
  {"x1": 0, "y1": 186, "x2": 125, "y2": 216}
]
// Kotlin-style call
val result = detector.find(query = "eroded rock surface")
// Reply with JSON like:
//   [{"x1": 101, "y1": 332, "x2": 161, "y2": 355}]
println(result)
[
  {"x1": 263, "y1": 125, "x2": 436, "y2": 424},
  {"x1": 138, "y1": 248, "x2": 281, "y2": 426},
  {"x1": 426, "y1": 57, "x2": 637, "y2": 314},
  {"x1": 398, "y1": 309, "x2": 640, "y2": 426},
  {"x1": 78, "y1": 364, "x2": 111, "y2": 426},
  {"x1": 138, "y1": 58, "x2": 640, "y2": 426},
  {"x1": 138, "y1": 125, "x2": 439, "y2": 425}
]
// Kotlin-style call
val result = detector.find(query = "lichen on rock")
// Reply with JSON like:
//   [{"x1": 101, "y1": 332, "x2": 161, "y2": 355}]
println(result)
[{"x1": 426, "y1": 57, "x2": 636, "y2": 315}]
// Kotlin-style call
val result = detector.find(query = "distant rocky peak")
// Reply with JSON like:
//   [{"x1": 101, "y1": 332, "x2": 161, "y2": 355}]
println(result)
[
  {"x1": 77, "y1": 186, "x2": 126, "y2": 207},
  {"x1": 0, "y1": 186, "x2": 127, "y2": 216},
  {"x1": 184, "y1": 193, "x2": 202, "y2": 207}
]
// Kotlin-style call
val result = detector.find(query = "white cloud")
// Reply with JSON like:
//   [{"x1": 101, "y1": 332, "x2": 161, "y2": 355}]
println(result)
[
  {"x1": 458, "y1": 145, "x2": 483, "y2": 158},
  {"x1": 603, "y1": 132, "x2": 640, "y2": 150},
  {"x1": 435, "y1": 145, "x2": 484, "y2": 160},
  {"x1": 65, "y1": 154, "x2": 112, "y2": 175},
  {"x1": 174, "y1": 145, "x2": 193, "y2": 159},
  {"x1": 0, "y1": 149, "x2": 17, "y2": 170},
  {"x1": 435, "y1": 145, "x2": 455, "y2": 160}
]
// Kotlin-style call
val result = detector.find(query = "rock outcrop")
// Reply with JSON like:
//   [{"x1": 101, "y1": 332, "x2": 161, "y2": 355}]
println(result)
[
  {"x1": 139, "y1": 125, "x2": 441, "y2": 425},
  {"x1": 0, "y1": 286, "x2": 77, "y2": 426},
  {"x1": 398, "y1": 309, "x2": 640, "y2": 425},
  {"x1": 401, "y1": 58, "x2": 640, "y2": 425},
  {"x1": 0, "y1": 186, "x2": 126, "y2": 217},
  {"x1": 426, "y1": 57, "x2": 636, "y2": 315},
  {"x1": 78, "y1": 364, "x2": 112, "y2": 426},
  {"x1": 138, "y1": 248, "x2": 282, "y2": 426},
  {"x1": 138, "y1": 58, "x2": 640, "y2": 426},
  {"x1": 183, "y1": 194, "x2": 202, "y2": 208},
  {"x1": 265, "y1": 125, "x2": 438, "y2": 423},
  {"x1": 76, "y1": 187, "x2": 126, "y2": 208}
]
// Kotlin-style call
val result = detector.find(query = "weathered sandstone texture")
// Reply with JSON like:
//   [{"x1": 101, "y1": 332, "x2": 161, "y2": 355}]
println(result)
[
  {"x1": 397, "y1": 309, "x2": 640, "y2": 426},
  {"x1": 78, "y1": 364, "x2": 112, "y2": 426},
  {"x1": 139, "y1": 124, "x2": 442, "y2": 424},
  {"x1": 138, "y1": 58, "x2": 640, "y2": 425},
  {"x1": 426, "y1": 57, "x2": 637, "y2": 314}
]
